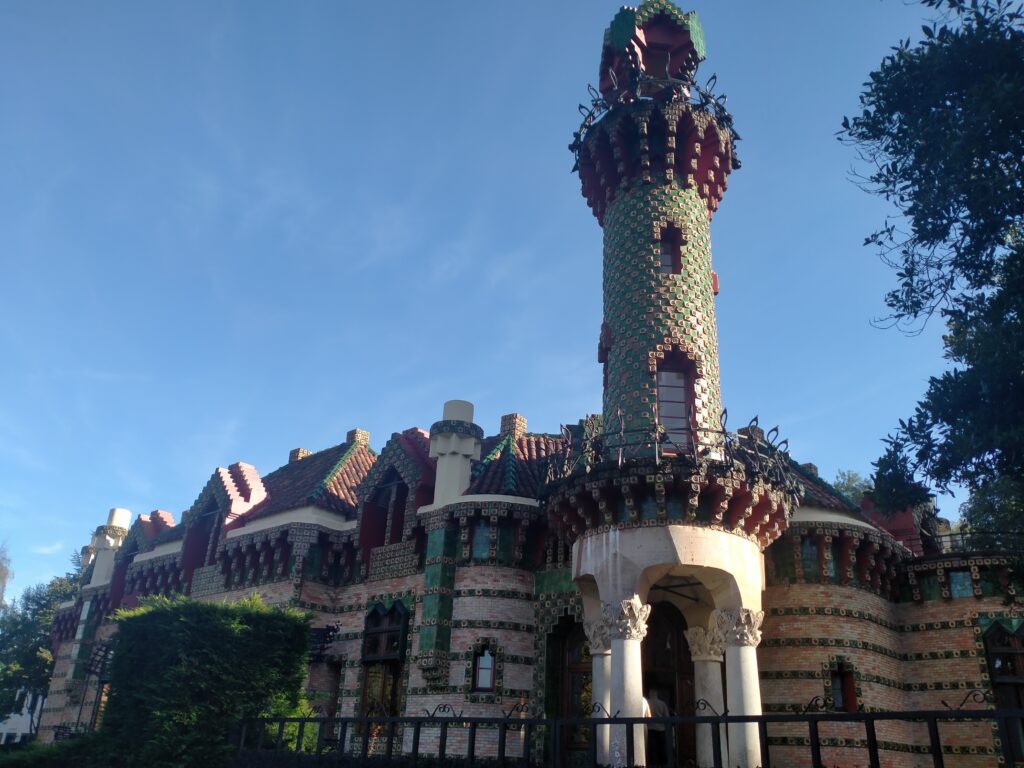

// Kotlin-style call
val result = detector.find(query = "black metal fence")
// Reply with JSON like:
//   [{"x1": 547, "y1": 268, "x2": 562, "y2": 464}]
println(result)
[{"x1": 234, "y1": 708, "x2": 1024, "y2": 768}]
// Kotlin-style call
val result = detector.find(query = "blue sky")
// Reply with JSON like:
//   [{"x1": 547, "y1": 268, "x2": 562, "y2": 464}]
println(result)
[{"x1": 0, "y1": 1, "x2": 956, "y2": 599}]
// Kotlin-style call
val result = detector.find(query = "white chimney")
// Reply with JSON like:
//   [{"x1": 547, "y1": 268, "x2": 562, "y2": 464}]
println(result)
[
  {"x1": 429, "y1": 400, "x2": 482, "y2": 507},
  {"x1": 88, "y1": 508, "x2": 131, "y2": 587}
]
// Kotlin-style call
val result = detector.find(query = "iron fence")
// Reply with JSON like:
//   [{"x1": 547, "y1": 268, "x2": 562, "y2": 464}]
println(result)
[{"x1": 234, "y1": 707, "x2": 1024, "y2": 768}]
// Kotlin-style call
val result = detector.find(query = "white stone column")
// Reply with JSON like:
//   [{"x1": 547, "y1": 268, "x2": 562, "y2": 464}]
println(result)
[
  {"x1": 607, "y1": 596, "x2": 650, "y2": 767},
  {"x1": 585, "y1": 615, "x2": 613, "y2": 764},
  {"x1": 715, "y1": 609, "x2": 765, "y2": 768},
  {"x1": 684, "y1": 625, "x2": 728, "y2": 768}
]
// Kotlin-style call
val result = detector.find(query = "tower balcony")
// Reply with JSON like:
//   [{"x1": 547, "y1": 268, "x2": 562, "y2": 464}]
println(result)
[
  {"x1": 542, "y1": 420, "x2": 802, "y2": 552},
  {"x1": 577, "y1": 100, "x2": 734, "y2": 225}
]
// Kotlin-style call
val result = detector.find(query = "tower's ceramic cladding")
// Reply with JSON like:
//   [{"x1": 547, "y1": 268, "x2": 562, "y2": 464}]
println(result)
[
  {"x1": 577, "y1": 3, "x2": 733, "y2": 458},
  {"x1": 547, "y1": 0, "x2": 799, "y2": 554}
]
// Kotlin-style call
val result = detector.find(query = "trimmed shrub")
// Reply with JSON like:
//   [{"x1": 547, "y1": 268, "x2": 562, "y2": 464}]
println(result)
[{"x1": 98, "y1": 595, "x2": 309, "y2": 768}]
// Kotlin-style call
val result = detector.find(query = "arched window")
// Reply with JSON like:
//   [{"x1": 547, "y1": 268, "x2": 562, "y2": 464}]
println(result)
[
  {"x1": 362, "y1": 602, "x2": 408, "y2": 662},
  {"x1": 473, "y1": 649, "x2": 495, "y2": 692},
  {"x1": 360, "y1": 470, "x2": 409, "y2": 561},
  {"x1": 656, "y1": 354, "x2": 692, "y2": 447}
]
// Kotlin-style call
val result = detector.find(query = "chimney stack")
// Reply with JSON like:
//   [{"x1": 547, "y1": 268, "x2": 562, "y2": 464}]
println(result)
[
  {"x1": 347, "y1": 429, "x2": 370, "y2": 447},
  {"x1": 429, "y1": 400, "x2": 482, "y2": 507},
  {"x1": 88, "y1": 508, "x2": 131, "y2": 587},
  {"x1": 500, "y1": 413, "x2": 528, "y2": 441},
  {"x1": 289, "y1": 448, "x2": 312, "y2": 463}
]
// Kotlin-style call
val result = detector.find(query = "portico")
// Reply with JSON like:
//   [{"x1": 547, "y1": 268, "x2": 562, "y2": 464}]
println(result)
[{"x1": 575, "y1": 525, "x2": 767, "y2": 768}]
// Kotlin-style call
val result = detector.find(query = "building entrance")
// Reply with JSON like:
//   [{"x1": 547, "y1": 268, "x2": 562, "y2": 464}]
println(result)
[
  {"x1": 642, "y1": 601, "x2": 695, "y2": 766},
  {"x1": 547, "y1": 617, "x2": 593, "y2": 766}
]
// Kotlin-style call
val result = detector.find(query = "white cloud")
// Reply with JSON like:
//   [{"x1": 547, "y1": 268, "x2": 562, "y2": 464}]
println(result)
[{"x1": 31, "y1": 541, "x2": 64, "y2": 556}]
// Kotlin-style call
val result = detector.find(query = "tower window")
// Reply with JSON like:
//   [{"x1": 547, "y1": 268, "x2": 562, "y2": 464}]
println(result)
[
  {"x1": 656, "y1": 358, "x2": 691, "y2": 446},
  {"x1": 472, "y1": 520, "x2": 491, "y2": 560},
  {"x1": 659, "y1": 225, "x2": 683, "y2": 275},
  {"x1": 830, "y1": 666, "x2": 857, "y2": 712},
  {"x1": 473, "y1": 649, "x2": 495, "y2": 691}
]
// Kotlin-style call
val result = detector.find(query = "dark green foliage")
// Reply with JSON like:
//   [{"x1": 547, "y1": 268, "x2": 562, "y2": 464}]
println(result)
[
  {"x1": 841, "y1": 0, "x2": 1024, "y2": 326},
  {"x1": 865, "y1": 440, "x2": 934, "y2": 517},
  {"x1": 0, "y1": 575, "x2": 79, "y2": 733},
  {"x1": 0, "y1": 735, "x2": 99, "y2": 768},
  {"x1": 832, "y1": 470, "x2": 872, "y2": 506},
  {"x1": 960, "y1": 475, "x2": 1024, "y2": 533},
  {"x1": 840, "y1": 0, "x2": 1024, "y2": 516},
  {"x1": 898, "y1": 247, "x2": 1024, "y2": 494},
  {"x1": 99, "y1": 596, "x2": 309, "y2": 768}
]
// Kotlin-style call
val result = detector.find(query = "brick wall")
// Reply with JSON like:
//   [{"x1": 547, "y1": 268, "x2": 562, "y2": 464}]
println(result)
[{"x1": 761, "y1": 579, "x2": 1007, "y2": 766}]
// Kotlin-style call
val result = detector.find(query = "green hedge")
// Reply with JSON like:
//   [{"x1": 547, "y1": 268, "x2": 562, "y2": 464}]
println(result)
[{"x1": 2, "y1": 596, "x2": 310, "y2": 768}]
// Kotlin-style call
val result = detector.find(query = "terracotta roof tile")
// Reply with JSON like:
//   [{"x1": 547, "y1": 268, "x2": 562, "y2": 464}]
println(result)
[
  {"x1": 242, "y1": 441, "x2": 376, "y2": 524},
  {"x1": 468, "y1": 433, "x2": 562, "y2": 498}
]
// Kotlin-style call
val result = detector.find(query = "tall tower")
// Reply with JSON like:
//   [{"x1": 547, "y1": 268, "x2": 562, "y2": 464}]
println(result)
[
  {"x1": 579, "y1": 2, "x2": 731, "y2": 458},
  {"x1": 549, "y1": 0, "x2": 800, "y2": 554},
  {"x1": 546, "y1": 10, "x2": 801, "y2": 764}
]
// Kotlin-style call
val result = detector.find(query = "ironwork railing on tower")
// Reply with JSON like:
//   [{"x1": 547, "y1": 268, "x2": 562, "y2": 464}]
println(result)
[{"x1": 544, "y1": 412, "x2": 799, "y2": 500}]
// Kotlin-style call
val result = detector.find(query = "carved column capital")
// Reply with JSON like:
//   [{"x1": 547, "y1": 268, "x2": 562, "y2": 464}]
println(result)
[
  {"x1": 584, "y1": 615, "x2": 612, "y2": 654},
  {"x1": 684, "y1": 625, "x2": 726, "y2": 662},
  {"x1": 714, "y1": 608, "x2": 764, "y2": 648},
  {"x1": 604, "y1": 595, "x2": 651, "y2": 641}
]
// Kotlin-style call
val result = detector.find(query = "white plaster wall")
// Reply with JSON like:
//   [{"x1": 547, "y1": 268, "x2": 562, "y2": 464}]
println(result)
[
  {"x1": 228, "y1": 506, "x2": 356, "y2": 537},
  {"x1": 417, "y1": 494, "x2": 540, "y2": 516},
  {"x1": 790, "y1": 505, "x2": 880, "y2": 531},
  {"x1": 132, "y1": 540, "x2": 183, "y2": 563}
]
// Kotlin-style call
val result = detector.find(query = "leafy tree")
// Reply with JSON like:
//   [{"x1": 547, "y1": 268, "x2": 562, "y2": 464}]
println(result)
[
  {"x1": 840, "y1": 0, "x2": 1024, "y2": 518},
  {"x1": 0, "y1": 543, "x2": 10, "y2": 607},
  {"x1": 960, "y1": 475, "x2": 1024, "y2": 531},
  {"x1": 832, "y1": 470, "x2": 872, "y2": 506},
  {"x1": 0, "y1": 574, "x2": 78, "y2": 736},
  {"x1": 864, "y1": 439, "x2": 934, "y2": 516}
]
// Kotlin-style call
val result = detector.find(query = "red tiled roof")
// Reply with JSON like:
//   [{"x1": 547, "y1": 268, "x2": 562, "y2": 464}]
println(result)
[
  {"x1": 242, "y1": 441, "x2": 376, "y2": 523},
  {"x1": 468, "y1": 433, "x2": 561, "y2": 498}
]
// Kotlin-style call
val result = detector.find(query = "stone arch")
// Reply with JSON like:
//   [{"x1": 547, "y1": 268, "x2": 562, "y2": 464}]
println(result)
[{"x1": 573, "y1": 525, "x2": 763, "y2": 610}]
